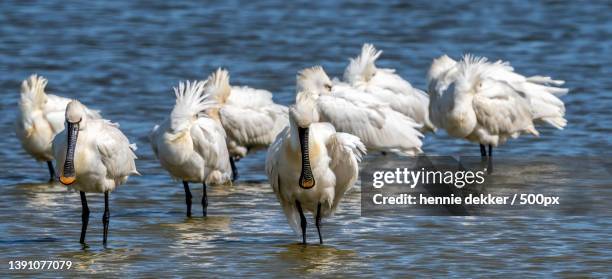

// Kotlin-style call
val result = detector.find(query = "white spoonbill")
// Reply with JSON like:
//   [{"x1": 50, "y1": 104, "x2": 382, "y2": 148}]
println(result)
[
  {"x1": 427, "y1": 54, "x2": 568, "y2": 158},
  {"x1": 203, "y1": 69, "x2": 288, "y2": 180},
  {"x1": 343, "y1": 44, "x2": 435, "y2": 132},
  {"x1": 16, "y1": 75, "x2": 101, "y2": 181},
  {"x1": 298, "y1": 66, "x2": 423, "y2": 155},
  {"x1": 266, "y1": 91, "x2": 365, "y2": 244},
  {"x1": 149, "y1": 80, "x2": 232, "y2": 217},
  {"x1": 52, "y1": 100, "x2": 138, "y2": 245}
]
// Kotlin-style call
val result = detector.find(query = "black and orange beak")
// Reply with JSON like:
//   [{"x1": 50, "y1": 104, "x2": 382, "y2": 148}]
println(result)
[
  {"x1": 298, "y1": 127, "x2": 315, "y2": 189},
  {"x1": 59, "y1": 121, "x2": 79, "y2": 185}
]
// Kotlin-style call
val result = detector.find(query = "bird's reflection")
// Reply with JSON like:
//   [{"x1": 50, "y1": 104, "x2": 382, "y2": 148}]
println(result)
[{"x1": 275, "y1": 243, "x2": 360, "y2": 275}]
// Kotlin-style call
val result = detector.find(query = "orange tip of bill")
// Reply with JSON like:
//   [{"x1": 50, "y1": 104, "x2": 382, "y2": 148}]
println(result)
[
  {"x1": 60, "y1": 175, "x2": 76, "y2": 185},
  {"x1": 299, "y1": 178, "x2": 315, "y2": 189}
]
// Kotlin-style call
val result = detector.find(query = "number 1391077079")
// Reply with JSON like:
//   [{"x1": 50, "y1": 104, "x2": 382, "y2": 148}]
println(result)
[{"x1": 8, "y1": 260, "x2": 72, "y2": 270}]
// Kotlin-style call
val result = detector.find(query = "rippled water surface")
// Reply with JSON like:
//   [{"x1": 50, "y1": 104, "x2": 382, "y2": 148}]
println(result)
[{"x1": 0, "y1": 0, "x2": 611, "y2": 277}]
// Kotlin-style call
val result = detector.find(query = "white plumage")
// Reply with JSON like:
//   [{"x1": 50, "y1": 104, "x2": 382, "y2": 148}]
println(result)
[
  {"x1": 203, "y1": 69, "x2": 289, "y2": 160},
  {"x1": 343, "y1": 44, "x2": 435, "y2": 132},
  {"x1": 149, "y1": 80, "x2": 232, "y2": 216},
  {"x1": 150, "y1": 80, "x2": 232, "y2": 184},
  {"x1": 298, "y1": 66, "x2": 423, "y2": 155},
  {"x1": 52, "y1": 100, "x2": 138, "y2": 245},
  {"x1": 427, "y1": 54, "x2": 568, "y2": 147},
  {"x1": 53, "y1": 100, "x2": 139, "y2": 245},
  {"x1": 52, "y1": 101, "x2": 138, "y2": 193},
  {"x1": 16, "y1": 75, "x2": 101, "y2": 179},
  {"x1": 266, "y1": 89, "x2": 365, "y2": 244}
]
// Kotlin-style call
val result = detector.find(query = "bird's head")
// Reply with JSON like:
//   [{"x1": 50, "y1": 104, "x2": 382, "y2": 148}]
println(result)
[
  {"x1": 65, "y1": 100, "x2": 88, "y2": 129},
  {"x1": 455, "y1": 54, "x2": 490, "y2": 96},
  {"x1": 290, "y1": 92, "x2": 319, "y2": 129},
  {"x1": 297, "y1": 66, "x2": 333, "y2": 95},
  {"x1": 170, "y1": 80, "x2": 214, "y2": 133},
  {"x1": 289, "y1": 93, "x2": 319, "y2": 189},
  {"x1": 59, "y1": 100, "x2": 87, "y2": 185}
]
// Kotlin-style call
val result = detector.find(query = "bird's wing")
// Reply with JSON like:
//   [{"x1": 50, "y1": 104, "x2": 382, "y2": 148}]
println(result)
[
  {"x1": 227, "y1": 86, "x2": 276, "y2": 107},
  {"x1": 51, "y1": 128, "x2": 68, "y2": 173},
  {"x1": 264, "y1": 127, "x2": 302, "y2": 234},
  {"x1": 43, "y1": 94, "x2": 72, "y2": 133},
  {"x1": 191, "y1": 117, "x2": 232, "y2": 182},
  {"x1": 265, "y1": 126, "x2": 288, "y2": 199},
  {"x1": 148, "y1": 121, "x2": 165, "y2": 159},
  {"x1": 472, "y1": 78, "x2": 538, "y2": 136},
  {"x1": 96, "y1": 120, "x2": 139, "y2": 183},
  {"x1": 316, "y1": 88, "x2": 423, "y2": 154},
  {"x1": 219, "y1": 106, "x2": 276, "y2": 146},
  {"x1": 218, "y1": 86, "x2": 289, "y2": 152},
  {"x1": 485, "y1": 61, "x2": 568, "y2": 129},
  {"x1": 326, "y1": 132, "x2": 366, "y2": 212},
  {"x1": 319, "y1": 86, "x2": 387, "y2": 129},
  {"x1": 366, "y1": 74, "x2": 435, "y2": 131}
]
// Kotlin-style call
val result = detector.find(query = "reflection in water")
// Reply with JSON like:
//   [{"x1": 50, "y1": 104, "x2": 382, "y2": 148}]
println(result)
[
  {"x1": 19, "y1": 182, "x2": 79, "y2": 211},
  {"x1": 60, "y1": 247, "x2": 144, "y2": 273},
  {"x1": 164, "y1": 216, "x2": 232, "y2": 250},
  {"x1": 275, "y1": 244, "x2": 360, "y2": 276}
]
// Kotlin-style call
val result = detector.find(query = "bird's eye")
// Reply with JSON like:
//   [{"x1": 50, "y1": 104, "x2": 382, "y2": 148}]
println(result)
[{"x1": 324, "y1": 84, "x2": 332, "y2": 91}]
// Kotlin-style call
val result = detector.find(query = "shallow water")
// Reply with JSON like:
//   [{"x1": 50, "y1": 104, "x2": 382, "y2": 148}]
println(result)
[{"x1": 0, "y1": 0, "x2": 611, "y2": 277}]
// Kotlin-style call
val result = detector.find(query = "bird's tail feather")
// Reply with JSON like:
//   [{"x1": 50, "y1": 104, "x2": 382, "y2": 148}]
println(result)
[{"x1": 518, "y1": 77, "x2": 568, "y2": 129}]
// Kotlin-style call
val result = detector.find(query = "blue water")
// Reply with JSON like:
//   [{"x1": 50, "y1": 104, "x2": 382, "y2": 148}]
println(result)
[{"x1": 0, "y1": 0, "x2": 610, "y2": 277}]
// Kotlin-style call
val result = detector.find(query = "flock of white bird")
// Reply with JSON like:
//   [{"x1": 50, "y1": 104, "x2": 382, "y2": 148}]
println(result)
[{"x1": 15, "y1": 44, "x2": 568, "y2": 245}]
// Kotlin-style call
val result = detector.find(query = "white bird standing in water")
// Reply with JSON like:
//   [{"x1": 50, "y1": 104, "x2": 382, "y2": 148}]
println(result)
[
  {"x1": 266, "y1": 88, "x2": 365, "y2": 244},
  {"x1": 297, "y1": 66, "x2": 423, "y2": 155},
  {"x1": 427, "y1": 54, "x2": 568, "y2": 158},
  {"x1": 52, "y1": 100, "x2": 138, "y2": 245},
  {"x1": 343, "y1": 44, "x2": 435, "y2": 132},
  {"x1": 16, "y1": 75, "x2": 101, "y2": 181},
  {"x1": 149, "y1": 80, "x2": 232, "y2": 217},
  {"x1": 203, "y1": 69, "x2": 288, "y2": 180}
]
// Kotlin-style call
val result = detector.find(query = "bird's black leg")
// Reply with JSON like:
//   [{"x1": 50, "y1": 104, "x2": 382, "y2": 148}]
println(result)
[
  {"x1": 46, "y1": 161, "x2": 55, "y2": 182},
  {"x1": 183, "y1": 181, "x2": 192, "y2": 217},
  {"x1": 202, "y1": 182, "x2": 208, "y2": 217},
  {"x1": 315, "y1": 202, "x2": 323, "y2": 245},
  {"x1": 79, "y1": 191, "x2": 89, "y2": 244},
  {"x1": 480, "y1": 144, "x2": 486, "y2": 158},
  {"x1": 296, "y1": 200, "x2": 307, "y2": 244},
  {"x1": 230, "y1": 156, "x2": 238, "y2": 181},
  {"x1": 102, "y1": 191, "x2": 110, "y2": 246}
]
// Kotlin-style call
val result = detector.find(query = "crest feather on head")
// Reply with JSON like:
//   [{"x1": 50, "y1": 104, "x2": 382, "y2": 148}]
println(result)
[
  {"x1": 455, "y1": 54, "x2": 492, "y2": 93},
  {"x1": 204, "y1": 68, "x2": 231, "y2": 104},
  {"x1": 171, "y1": 80, "x2": 216, "y2": 126},
  {"x1": 343, "y1": 43, "x2": 382, "y2": 84},
  {"x1": 297, "y1": 66, "x2": 331, "y2": 93}
]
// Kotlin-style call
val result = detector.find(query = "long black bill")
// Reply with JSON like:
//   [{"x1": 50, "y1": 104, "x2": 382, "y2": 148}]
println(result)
[
  {"x1": 298, "y1": 127, "x2": 315, "y2": 189},
  {"x1": 60, "y1": 122, "x2": 79, "y2": 185}
]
